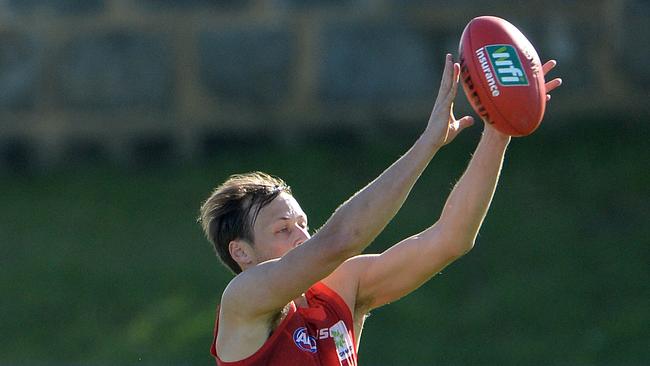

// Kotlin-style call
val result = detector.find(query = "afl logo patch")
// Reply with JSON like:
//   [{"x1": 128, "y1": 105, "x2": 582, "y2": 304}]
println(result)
[{"x1": 293, "y1": 327, "x2": 317, "y2": 353}]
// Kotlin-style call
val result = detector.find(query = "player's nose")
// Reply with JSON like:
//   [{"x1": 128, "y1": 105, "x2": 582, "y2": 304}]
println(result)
[{"x1": 293, "y1": 225, "x2": 310, "y2": 247}]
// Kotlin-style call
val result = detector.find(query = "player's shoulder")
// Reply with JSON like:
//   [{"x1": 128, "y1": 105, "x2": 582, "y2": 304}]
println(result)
[
  {"x1": 338, "y1": 254, "x2": 378, "y2": 275},
  {"x1": 325, "y1": 254, "x2": 378, "y2": 282},
  {"x1": 221, "y1": 259, "x2": 280, "y2": 304},
  {"x1": 220, "y1": 261, "x2": 286, "y2": 318},
  {"x1": 321, "y1": 254, "x2": 378, "y2": 312},
  {"x1": 219, "y1": 274, "x2": 243, "y2": 314},
  {"x1": 219, "y1": 269, "x2": 258, "y2": 315}
]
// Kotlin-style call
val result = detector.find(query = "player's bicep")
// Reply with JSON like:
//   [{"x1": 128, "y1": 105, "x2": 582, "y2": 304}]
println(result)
[{"x1": 355, "y1": 232, "x2": 462, "y2": 310}]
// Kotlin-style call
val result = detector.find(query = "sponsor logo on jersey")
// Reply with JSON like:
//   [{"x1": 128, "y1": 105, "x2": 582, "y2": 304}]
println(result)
[
  {"x1": 293, "y1": 327, "x2": 317, "y2": 353},
  {"x1": 485, "y1": 44, "x2": 529, "y2": 86},
  {"x1": 329, "y1": 320, "x2": 355, "y2": 363}
]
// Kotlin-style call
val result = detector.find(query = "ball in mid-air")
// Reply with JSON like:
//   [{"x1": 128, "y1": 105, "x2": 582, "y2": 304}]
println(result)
[{"x1": 459, "y1": 16, "x2": 546, "y2": 136}]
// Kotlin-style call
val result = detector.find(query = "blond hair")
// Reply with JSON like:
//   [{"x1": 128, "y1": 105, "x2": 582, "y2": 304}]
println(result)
[{"x1": 199, "y1": 172, "x2": 291, "y2": 273}]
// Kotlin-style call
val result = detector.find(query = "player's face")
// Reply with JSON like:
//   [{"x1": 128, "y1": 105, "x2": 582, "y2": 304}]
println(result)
[{"x1": 251, "y1": 192, "x2": 310, "y2": 262}]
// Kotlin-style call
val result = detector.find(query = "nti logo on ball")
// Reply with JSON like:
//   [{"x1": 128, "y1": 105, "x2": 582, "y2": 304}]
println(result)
[{"x1": 484, "y1": 44, "x2": 529, "y2": 86}]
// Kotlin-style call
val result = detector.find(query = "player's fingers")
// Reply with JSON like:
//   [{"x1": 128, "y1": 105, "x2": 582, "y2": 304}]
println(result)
[
  {"x1": 457, "y1": 115, "x2": 475, "y2": 130},
  {"x1": 545, "y1": 77, "x2": 562, "y2": 93},
  {"x1": 437, "y1": 54, "x2": 454, "y2": 98},
  {"x1": 542, "y1": 60, "x2": 557, "y2": 76},
  {"x1": 450, "y1": 119, "x2": 459, "y2": 131},
  {"x1": 447, "y1": 63, "x2": 461, "y2": 102},
  {"x1": 442, "y1": 62, "x2": 461, "y2": 107}
]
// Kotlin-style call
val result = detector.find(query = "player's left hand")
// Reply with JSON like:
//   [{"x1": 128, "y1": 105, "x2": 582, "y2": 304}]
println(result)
[
  {"x1": 543, "y1": 60, "x2": 562, "y2": 101},
  {"x1": 427, "y1": 54, "x2": 474, "y2": 147}
]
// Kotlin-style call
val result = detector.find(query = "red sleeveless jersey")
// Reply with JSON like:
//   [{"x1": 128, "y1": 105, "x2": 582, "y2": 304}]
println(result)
[{"x1": 211, "y1": 282, "x2": 358, "y2": 366}]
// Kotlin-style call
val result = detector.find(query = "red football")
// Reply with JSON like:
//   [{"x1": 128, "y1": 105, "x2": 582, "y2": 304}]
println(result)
[{"x1": 459, "y1": 16, "x2": 546, "y2": 136}]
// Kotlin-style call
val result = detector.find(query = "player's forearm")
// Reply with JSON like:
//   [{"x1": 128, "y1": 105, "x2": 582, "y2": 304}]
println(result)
[
  {"x1": 437, "y1": 126, "x2": 510, "y2": 254},
  {"x1": 320, "y1": 129, "x2": 443, "y2": 257}
]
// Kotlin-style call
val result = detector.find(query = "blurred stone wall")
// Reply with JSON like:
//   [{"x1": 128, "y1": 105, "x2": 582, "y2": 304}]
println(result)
[{"x1": 0, "y1": 0, "x2": 647, "y2": 170}]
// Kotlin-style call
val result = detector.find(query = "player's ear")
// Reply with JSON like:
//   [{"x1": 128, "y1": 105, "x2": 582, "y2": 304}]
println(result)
[{"x1": 229, "y1": 239, "x2": 255, "y2": 269}]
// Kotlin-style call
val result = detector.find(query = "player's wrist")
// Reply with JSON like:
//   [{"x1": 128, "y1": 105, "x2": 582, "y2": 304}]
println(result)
[
  {"x1": 482, "y1": 124, "x2": 511, "y2": 144},
  {"x1": 420, "y1": 126, "x2": 446, "y2": 151}
]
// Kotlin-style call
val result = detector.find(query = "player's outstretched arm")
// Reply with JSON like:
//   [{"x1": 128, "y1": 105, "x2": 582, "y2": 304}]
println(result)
[
  {"x1": 347, "y1": 125, "x2": 509, "y2": 312},
  {"x1": 222, "y1": 54, "x2": 473, "y2": 319},
  {"x1": 346, "y1": 60, "x2": 562, "y2": 312}
]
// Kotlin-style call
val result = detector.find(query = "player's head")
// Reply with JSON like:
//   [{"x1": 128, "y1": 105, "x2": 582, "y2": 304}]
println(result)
[{"x1": 199, "y1": 172, "x2": 309, "y2": 274}]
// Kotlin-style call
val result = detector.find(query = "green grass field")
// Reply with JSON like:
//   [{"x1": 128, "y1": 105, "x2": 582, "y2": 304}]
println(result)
[{"x1": 1, "y1": 117, "x2": 648, "y2": 365}]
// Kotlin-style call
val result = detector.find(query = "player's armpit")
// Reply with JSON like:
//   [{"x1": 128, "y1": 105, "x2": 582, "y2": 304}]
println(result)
[{"x1": 351, "y1": 226, "x2": 466, "y2": 311}]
